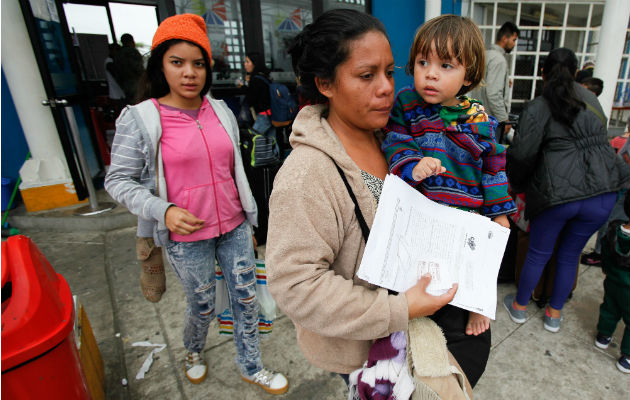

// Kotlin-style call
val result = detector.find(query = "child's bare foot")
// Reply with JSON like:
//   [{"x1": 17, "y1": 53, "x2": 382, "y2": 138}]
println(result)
[{"x1": 466, "y1": 312, "x2": 490, "y2": 336}]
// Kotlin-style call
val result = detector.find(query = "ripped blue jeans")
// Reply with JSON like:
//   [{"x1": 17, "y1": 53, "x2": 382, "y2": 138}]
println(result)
[{"x1": 165, "y1": 221, "x2": 262, "y2": 376}]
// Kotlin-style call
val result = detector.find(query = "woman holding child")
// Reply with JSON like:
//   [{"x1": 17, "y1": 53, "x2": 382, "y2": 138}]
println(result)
[{"x1": 267, "y1": 9, "x2": 489, "y2": 395}]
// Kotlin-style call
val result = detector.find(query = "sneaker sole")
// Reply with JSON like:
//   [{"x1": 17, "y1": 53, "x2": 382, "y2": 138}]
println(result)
[
  {"x1": 543, "y1": 322, "x2": 560, "y2": 333},
  {"x1": 594, "y1": 340, "x2": 610, "y2": 350},
  {"x1": 616, "y1": 362, "x2": 630, "y2": 374},
  {"x1": 186, "y1": 369, "x2": 208, "y2": 384},
  {"x1": 503, "y1": 301, "x2": 526, "y2": 324},
  {"x1": 241, "y1": 376, "x2": 289, "y2": 395}
]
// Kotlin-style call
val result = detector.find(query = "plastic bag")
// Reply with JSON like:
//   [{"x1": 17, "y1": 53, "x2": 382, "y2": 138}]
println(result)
[
  {"x1": 215, "y1": 259, "x2": 276, "y2": 336},
  {"x1": 509, "y1": 193, "x2": 530, "y2": 232}
]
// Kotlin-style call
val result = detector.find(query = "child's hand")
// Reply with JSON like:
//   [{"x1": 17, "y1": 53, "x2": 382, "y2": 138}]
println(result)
[
  {"x1": 492, "y1": 215, "x2": 510, "y2": 229},
  {"x1": 412, "y1": 157, "x2": 446, "y2": 181}
]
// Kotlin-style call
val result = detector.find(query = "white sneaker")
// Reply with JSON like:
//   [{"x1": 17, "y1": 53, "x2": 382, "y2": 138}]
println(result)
[
  {"x1": 185, "y1": 352, "x2": 207, "y2": 384},
  {"x1": 242, "y1": 368, "x2": 289, "y2": 395}
]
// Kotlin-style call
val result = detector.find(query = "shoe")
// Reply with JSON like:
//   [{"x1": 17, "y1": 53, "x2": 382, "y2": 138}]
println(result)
[
  {"x1": 185, "y1": 352, "x2": 207, "y2": 384},
  {"x1": 595, "y1": 333, "x2": 612, "y2": 349},
  {"x1": 617, "y1": 355, "x2": 630, "y2": 374},
  {"x1": 543, "y1": 308, "x2": 562, "y2": 333},
  {"x1": 242, "y1": 368, "x2": 289, "y2": 395},
  {"x1": 580, "y1": 251, "x2": 601, "y2": 266},
  {"x1": 503, "y1": 293, "x2": 527, "y2": 324}
]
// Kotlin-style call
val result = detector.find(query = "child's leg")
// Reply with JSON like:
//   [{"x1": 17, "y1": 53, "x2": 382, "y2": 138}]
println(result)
[
  {"x1": 618, "y1": 279, "x2": 630, "y2": 357},
  {"x1": 597, "y1": 279, "x2": 622, "y2": 338},
  {"x1": 466, "y1": 312, "x2": 490, "y2": 336},
  {"x1": 430, "y1": 305, "x2": 490, "y2": 387}
]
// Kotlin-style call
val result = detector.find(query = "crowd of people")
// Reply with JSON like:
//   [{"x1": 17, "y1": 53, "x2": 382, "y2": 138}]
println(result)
[{"x1": 104, "y1": 8, "x2": 630, "y2": 399}]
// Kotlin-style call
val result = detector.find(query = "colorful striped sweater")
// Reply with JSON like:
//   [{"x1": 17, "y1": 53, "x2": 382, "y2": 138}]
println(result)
[{"x1": 382, "y1": 86, "x2": 516, "y2": 218}]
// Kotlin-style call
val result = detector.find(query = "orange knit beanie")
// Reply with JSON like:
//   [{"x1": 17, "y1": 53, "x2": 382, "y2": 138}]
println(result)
[{"x1": 151, "y1": 14, "x2": 212, "y2": 60}]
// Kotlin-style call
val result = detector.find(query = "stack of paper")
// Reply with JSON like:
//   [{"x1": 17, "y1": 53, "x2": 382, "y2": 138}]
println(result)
[{"x1": 357, "y1": 175, "x2": 510, "y2": 319}]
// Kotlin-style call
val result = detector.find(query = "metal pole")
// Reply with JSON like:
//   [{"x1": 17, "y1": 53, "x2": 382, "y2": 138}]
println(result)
[
  {"x1": 593, "y1": 0, "x2": 630, "y2": 123},
  {"x1": 46, "y1": 99, "x2": 115, "y2": 216}
]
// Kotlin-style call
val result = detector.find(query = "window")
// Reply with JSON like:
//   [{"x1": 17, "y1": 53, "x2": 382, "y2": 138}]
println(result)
[
  {"x1": 261, "y1": 0, "x2": 313, "y2": 82},
  {"x1": 323, "y1": 0, "x2": 367, "y2": 12},
  {"x1": 174, "y1": 0, "x2": 245, "y2": 83},
  {"x1": 467, "y1": 1, "x2": 629, "y2": 116}
]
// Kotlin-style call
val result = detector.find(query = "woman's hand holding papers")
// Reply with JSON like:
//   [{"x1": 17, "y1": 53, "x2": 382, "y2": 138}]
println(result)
[{"x1": 406, "y1": 274, "x2": 458, "y2": 319}]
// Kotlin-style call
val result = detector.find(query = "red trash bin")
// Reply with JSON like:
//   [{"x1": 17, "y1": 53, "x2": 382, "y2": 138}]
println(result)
[{"x1": 1, "y1": 235, "x2": 91, "y2": 399}]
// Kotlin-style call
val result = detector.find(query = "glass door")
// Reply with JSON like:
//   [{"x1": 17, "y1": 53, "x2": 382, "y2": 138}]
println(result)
[{"x1": 19, "y1": 0, "x2": 104, "y2": 199}]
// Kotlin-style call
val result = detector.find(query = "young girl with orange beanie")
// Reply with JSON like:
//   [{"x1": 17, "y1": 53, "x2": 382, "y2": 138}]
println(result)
[{"x1": 105, "y1": 14, "x2": 288, "y2": 393}]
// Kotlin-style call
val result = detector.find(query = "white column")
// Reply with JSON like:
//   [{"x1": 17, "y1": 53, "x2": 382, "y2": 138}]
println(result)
[
  {"x1": 1, "y1": 1, "x2": 71, "y2": 184},
  {"x1": 425, "y1": 0, "x2": 441, "y2": 21},
  {"x1": 593, "y1": 0, "x2": 630, "y2": 122}
]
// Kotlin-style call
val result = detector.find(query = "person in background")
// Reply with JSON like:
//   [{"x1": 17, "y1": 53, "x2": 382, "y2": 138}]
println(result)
[
  {"x1": 581, "y1": 77, "x2": 604, "y2": 97},
  {"x1": 114, "y1": 33, "x2": 144, "y2": 104},
  {"x1": 582, "y1": 114, "x2": 630, "y2": 267},
  {"x1": 504, "y1": 47, "x2": 630, "y2": 334},
  {"x1": 266, "y1": 8, "x2": 458, "y2": 390},
  {"x1": 576, "y1": 60, "x2": 595, "y2": 83},
  {"x1": 594, "y1": 191, "x2": 630, "y2": 374},
  {"x1": 382, "y1": 14, "x2": 515, "y2": 386},
  {"x1": 104, "y1": 43, "x2": 126, "y2": 111},
  {"x1": 105, "y1": 14, "x2": 288, "y2": 393},
  {"x1": 244, "y1": 54, "x2": 276, "y2": 135},
  {"x1": 469, "y1": 21, "x2": 519, "y2": 137}
]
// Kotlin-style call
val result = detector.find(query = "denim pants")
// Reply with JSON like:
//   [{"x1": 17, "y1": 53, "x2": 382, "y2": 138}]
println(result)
[
  {"x1": 165, "y1": 221, "x2": 263, "y2": 376},
  {"x1": 515, "y1": 192, "x2": 616, "y2": 309}
]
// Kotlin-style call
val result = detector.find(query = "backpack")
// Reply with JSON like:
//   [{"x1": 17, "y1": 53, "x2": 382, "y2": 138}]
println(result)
[
  {"x1": 254, "y1": 75, "x2": 298, "y2": 126},
  {"x1": 244, "y1": 129, "x2": 281, "y2": 168}
]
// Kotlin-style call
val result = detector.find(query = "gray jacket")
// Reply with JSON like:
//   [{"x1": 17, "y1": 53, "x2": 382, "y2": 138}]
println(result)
[
  {"x1": 105, "y1": 95, "x2": 258, "y2": 247},
  {"x1": 470, "y1": 44, "x2": 510, "y2": 122}
]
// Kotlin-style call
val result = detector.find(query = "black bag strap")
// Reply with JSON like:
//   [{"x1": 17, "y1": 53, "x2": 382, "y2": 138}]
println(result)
[
  {"x1": 585, "y1": 102, "x2": 607, "y2": 126},
  {"x1": 252, "y1": 74, "x2": 271, "y2": 85},
  {"x1": 333, "y1": 163, "x2": 370, "y2": 242},
  {"x1": 334, "y1": 162, "x2": 399, "y2": 295}
]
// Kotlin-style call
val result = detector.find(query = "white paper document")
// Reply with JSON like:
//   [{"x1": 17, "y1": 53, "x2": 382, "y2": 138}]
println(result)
[{"x1": 357, "y1": 175, "x2": 510, "y2": 319}]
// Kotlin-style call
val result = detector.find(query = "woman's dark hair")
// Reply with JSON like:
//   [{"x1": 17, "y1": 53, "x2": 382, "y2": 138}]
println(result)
[
  {"x1": 136, "y1": 39, "x2": 213, "y2": 103},
  {"x1": 542, "y1": 47, "x2": 584, "y2": 126},
  {"x1": 246, "y1": 52, "x2": 269, "y2": 77},
  {"x1": 288, "y1": 8, "x2": 388, "y2": 104}
]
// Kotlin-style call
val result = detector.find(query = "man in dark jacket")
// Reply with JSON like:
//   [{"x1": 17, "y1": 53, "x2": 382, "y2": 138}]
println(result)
[{"x1": 113, "y1": 33, "x2": 144, "y2": 104}]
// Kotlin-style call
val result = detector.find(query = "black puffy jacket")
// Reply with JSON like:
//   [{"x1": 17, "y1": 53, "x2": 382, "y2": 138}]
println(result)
[{"x1": 507, "y1": 83, "x2": 630, "y2": 219}]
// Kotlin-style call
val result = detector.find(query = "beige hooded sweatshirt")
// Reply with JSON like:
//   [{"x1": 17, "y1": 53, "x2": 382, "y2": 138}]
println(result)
[{"x1": 266, "y1": 105, "x2": 409, "y2": 374}]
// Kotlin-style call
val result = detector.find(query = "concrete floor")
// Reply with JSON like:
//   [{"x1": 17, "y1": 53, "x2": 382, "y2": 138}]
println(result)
[{"x1": 7, "y1": 208, "x2": 630, "y2": 399}]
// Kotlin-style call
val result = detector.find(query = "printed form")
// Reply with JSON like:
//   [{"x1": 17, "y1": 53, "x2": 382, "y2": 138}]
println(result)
[{"x1": 357, "y1": 175, "x2": 510, "y2": 319}]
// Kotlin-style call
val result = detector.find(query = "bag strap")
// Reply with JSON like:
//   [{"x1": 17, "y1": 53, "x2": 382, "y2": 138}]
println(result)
[
  {"x1": 333, "y1": 162, "x2": 370, "y2": 243},
  {"x1": 585, "y1": 102, "x2": 607, "y2": 126},
  {"x1": 334, "y1": 162, "x2": 399, "y2": 295},
  {"x1": 253, "y1": 74, "x2": 271, "y2": 85}
]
